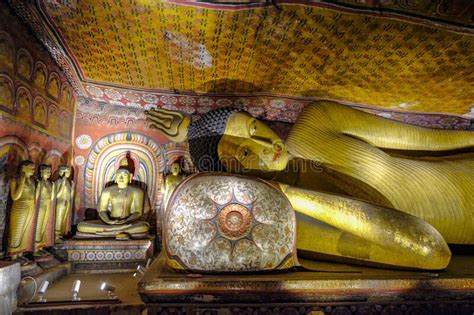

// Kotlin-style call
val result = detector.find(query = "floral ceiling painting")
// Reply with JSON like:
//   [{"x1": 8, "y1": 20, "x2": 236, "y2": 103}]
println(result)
[{"x1": 8, "y1": 0, "x2": 474, "y2": 119}]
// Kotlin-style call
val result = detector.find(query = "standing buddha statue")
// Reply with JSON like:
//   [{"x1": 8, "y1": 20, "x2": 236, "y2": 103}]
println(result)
[
  {"x1": 161, "y1": 162, "x2": 186, "y2": 213},
  {"x1": 34, "y1": 164, "x2": 55, "y2": 254},
  {"x1": 8, "y1": 160, "x2": 36, "y2": 259},
  {"x1": 54, "y1": 165, "x2": 73, "y2": 242}
]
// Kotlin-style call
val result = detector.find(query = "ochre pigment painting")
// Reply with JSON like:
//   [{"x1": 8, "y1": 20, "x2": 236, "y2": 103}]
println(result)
[
  {"x1": 22, "y1": 0, "x2": 474, "y2": 115},
  {"x1": 0, "y1": 2, "x2": 76, "y2": 253}
]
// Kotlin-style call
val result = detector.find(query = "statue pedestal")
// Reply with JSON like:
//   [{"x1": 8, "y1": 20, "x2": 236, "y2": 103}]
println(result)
[
  {"x1": 139, "y1": 253, "x2": 474, "y2": 314},
  {"x1": 62, "y1": 236, "x2": 155, "y2": 273}
]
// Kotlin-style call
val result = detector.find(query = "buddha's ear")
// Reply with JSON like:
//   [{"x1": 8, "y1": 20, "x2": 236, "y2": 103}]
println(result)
[
  {"x1": 145, "y1": 107, "x2": 190, "y2": 143},
  {"x1": 129, "y1": 175, "x2": 133, "y2": 184}
]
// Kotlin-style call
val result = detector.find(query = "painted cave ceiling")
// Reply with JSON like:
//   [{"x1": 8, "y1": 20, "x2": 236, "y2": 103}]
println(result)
[{"x1": 9, "y1": 0, "x2": 474, "y2": 119}]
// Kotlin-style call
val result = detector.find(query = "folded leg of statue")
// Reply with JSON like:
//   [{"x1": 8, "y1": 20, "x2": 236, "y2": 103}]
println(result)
[{"x1": 77, "y1": 220, "x2": 150, "y2": 237}]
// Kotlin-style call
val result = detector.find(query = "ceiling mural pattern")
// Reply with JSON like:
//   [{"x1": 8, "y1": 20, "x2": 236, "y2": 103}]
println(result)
[
  {"x1": 329, "y1": 0, "x2": 474, "y2": 28},
  {"x1": 8, "y1": 0, "x2": 474, "y2": 117}
]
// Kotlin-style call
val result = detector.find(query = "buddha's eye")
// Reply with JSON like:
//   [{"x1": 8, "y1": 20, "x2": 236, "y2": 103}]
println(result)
[{"x1": 249, "y1": 120, "x2": 257, "y2": 136}]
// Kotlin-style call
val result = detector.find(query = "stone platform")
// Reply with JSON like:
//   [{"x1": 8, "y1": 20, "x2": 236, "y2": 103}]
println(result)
[
  {"x1": 139, "y1": 254, "x2": 474, "y2": 314},
  {"x1": 0, "y1": 261, "x2": 20, "y2": 314},
  {"x1": 62, "y1": 236, "x2": 155, "y2": 273}
]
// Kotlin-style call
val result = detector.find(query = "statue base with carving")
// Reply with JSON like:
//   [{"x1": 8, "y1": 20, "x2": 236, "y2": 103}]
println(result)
[
  {"x1": 139, "y1": 252, "x2": 474, "y2": 313},
  {"x1": 61, "y1": 236, "x2": 155, "y2": 273},
  {"x1": 71, "y1": 166, "x2": 154, "y2": 272}
]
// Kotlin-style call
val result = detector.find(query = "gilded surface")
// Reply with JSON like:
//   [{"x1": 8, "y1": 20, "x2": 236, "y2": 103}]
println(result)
[
  {"x1": 286, "y1": 102, "x2": 474, "y2": 245},
  {"x1": 7, "y1": 162, "x2": 36, "y2": 256},
  {"x1": 54, "y1": 166, "x2": 73, "y2": 241},
  {"x1": 33, "y1": 1, "x2": 474, "y2": 114},
  {"x1": 165, "y1": 173, "x2": 296, "y2": 272},
  {"x1": 148, "y1": 101, "x2": 472, "y2": 269},
  {"x1": 34, "y1": 168, "x2": 55, "y2": 249},
  {"x1": 77, "y1": 167, "x2": 150, "y2": 236}
]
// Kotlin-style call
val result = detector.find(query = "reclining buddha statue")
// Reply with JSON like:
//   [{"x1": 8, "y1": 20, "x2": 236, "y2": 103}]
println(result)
[
  {"x1": 77, "y1": 166, "x2": 150, "y2": 239},
  {"x1": 145, "y1": 101, "x2": 473, "y2": 270}
]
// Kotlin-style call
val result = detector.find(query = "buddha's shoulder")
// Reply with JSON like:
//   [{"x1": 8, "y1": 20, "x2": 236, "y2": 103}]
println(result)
[{"x1": 128, "y1": 185, "x2": 145, "y2": 195}]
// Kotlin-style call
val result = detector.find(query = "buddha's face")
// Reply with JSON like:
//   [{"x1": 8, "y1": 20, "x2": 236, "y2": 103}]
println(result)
[
  {"x1": 21, "y1": 163, "x2": 35, "y2": 177},
  {"x1": 115, "y1": 169, "x2": 131, "y2": 188},
  {"x1": 171, "y1": 163, "x2": 180, "y2": 176},
  {"x1": 217, "y1": 112, "x2": 288, "y2": 172},
  {"x1": 59, "y1": 167, "x2": 71, "y2": 178},
  {"x1": 40, "y1": 167, "x2": 52, "y2": 180}
]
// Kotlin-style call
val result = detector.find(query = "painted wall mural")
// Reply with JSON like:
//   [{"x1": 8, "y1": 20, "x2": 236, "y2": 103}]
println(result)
[
  {"x1": 8, "y1": 0, "x2": 474, "y2": 116},
  {"x1": 0, "y1": 2, "x2": 76, "y2": 254},
  {"x1": 73, "y1": 97, "x2": 195, "y2": 234}
]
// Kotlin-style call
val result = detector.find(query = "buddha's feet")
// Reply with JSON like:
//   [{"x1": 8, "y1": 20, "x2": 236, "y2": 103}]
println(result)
[{"x1": 116, "y1": 232, "x2": 130, "y2": 240}]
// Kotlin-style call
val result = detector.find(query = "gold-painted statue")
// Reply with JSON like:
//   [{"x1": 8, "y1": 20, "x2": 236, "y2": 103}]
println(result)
[
  {"x1": 146, "y1": 102, "x2": 474, "y2": 270},
  {"x1": 161, "y1": 162, "x2": 186, "y2": 213},
  {"x1": 8, "y1": 160, "x2": 36, "y2": 259},
  {"x1": 54, "y1": 165, "x2": 73, "y2": 242},
  {"x1": 34, "y1": 165, "x2": 55, "y2": 253},
  {"x1": 77, "y1": 167, "x2": 149, "y2": 238}
]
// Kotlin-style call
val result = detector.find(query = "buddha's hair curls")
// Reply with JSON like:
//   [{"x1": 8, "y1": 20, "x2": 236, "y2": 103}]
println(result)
[{"x1": 187, "y1": 107, "x2": 241, "y2": 172}]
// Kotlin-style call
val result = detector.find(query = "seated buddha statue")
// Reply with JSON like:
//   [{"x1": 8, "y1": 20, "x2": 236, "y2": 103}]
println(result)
[
  {"x1": 145, "y1": 102, "x2": 473, "y2": 270},
  {"x1": 77, "y1": 167, "x2": 150, "y2": 239}
]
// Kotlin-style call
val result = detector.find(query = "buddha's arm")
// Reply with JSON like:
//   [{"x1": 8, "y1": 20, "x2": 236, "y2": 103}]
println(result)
[
  {"x1": 55, "y1": 178, "x2": 65, "y2": 198},
  {"x1": 98, "y1": 191, "x2": 115, "y2": 224},
  {"x1": 10, "y1": 177, "x2": 25, "y2": 201},
  {"x1": 310, "y1": 102, "x2": 473, "y2": 152},
  {"x1": 116, "y1": 190, "x2": 145, "y2": 224},
  {"x1": 279, "y1": 184, "x2": 451, "y2": 269}
]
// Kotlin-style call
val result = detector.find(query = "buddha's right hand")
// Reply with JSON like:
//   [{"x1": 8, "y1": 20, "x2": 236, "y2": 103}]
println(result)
[{"x1": 145, "y1": 107, "x2": 190, "y2": 143}]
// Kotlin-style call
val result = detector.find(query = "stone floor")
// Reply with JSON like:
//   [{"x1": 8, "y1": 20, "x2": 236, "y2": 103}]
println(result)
[
  {"x1": 15, "y1": 273, "x2": 145, "y2": 314},
  {"x1": 13, "y1": 253, "x2": 474, "y2": 314}
]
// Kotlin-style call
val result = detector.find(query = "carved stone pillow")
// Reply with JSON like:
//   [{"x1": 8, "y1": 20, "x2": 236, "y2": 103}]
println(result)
[{"x1": 164, "y1": 173, "x2": 297, "y2": 273}]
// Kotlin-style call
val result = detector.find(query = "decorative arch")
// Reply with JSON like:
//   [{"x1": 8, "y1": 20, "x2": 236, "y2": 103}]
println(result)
[
  {"x1": 83, "y1": 132, "x2": 166, "y2": 212},
  {"x1": 48, "y1": 103, "x2": 59, "y2": 132},
  {"x1": 16, "y1": 48, "x2": 33, "y2": 81},
  {"x1": 0, "y1": 31, "x2": 14, "y2": 69},
  {"x1": 0, "y1": 135, "x2": 29, "y2": 177},
  {"x1": 60, "y1": 85, "x2": 72, "y2": 108},
  {"x1": 27, "y1": 142, "x2": 45, "y2": 165},
  {"x1": 33, "y1": 61, "x2": 48, "y2": 89},
  {"x1": 46, "y1": 71, "x2": 60, "y2": 100},
  {"x1": 59, "y1": 110, "x2": 70, "y2": 137},
  {"x1": 15, "y1": 86, "x2": 32, "y2": 120},
  {"x1": 43, "y1": 149, "x2": 64, "y2": 172},
  {"x1": 0, "y1": 74, "x2": 14, "y2": 111},
  {"x1": 33, "y1": 96, "x2": 47, "y2": 126},
  {"x1": 163, "y1": 142, "x2": 194, "y2": 174}
]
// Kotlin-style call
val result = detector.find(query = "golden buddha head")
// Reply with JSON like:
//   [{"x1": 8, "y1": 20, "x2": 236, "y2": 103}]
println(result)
[
  {"x1": 115, "y1": 167, "x2": 132, "y2": 188},
  {"x1": 187, "y1": 108, "x2": 288, "y2": 173},
  {"x1": 39, "y1": 164, "x2": 52, "y2": 180},
  {"x1": 19, "y1": 160, "x2": 35, "y2": 177},
  {"x1": 58, "y1": 165, "x2": 71, "y2": 178},
  {"x1": 170, "y1": 162, "x2": 180, "y2": 176}
]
